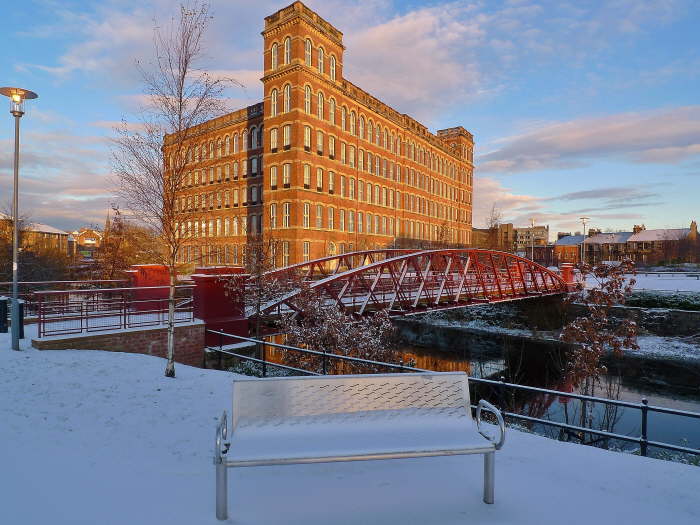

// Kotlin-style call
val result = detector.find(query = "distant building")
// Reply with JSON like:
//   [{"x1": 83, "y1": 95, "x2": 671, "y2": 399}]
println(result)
[
  {"x1": 515, "y1": 225, "x2": 549, "y2": 251},
  {"x1": 554, "y1": 234, "x2": 586, "y2": 264},
  {"x1": 471, "y1": 223, "x2": 515, "y2": 251},
  {"x1": 583, "y1": 231, "x2": 633, "y2": 264},
  {"x1": 72, "y1": 227, "x2": 103, "y2": 259},
  {"x1": 1, "y1": 213, "x2": 71, "y2": 254}
]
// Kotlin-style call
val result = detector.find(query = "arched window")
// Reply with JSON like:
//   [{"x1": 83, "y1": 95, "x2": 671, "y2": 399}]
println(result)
[
  {"x1": 304, "y1": 85, "x2": 311, "y2": 114},
  {"x1": 270, "y1": 88, "x2": 278, "y2": 117},
  {"x1": 224, "y1": 135, "x2": 230, "y2": 155},
  {"x1": 317, "y1": 92, "x2": 324, "y2": 120},
  {"x1": 330, "y1": 55, "x2": 336, "y2": 81},
  {"x1": 251, "y1": 126, "x2": 258, "y2": 149},
  {"x1": 341, "y1": 106, "x2": 347, "y2": 131},
  {"x1": 350, "y1": 111, "x2": 356, "y2": 135},
  {"x1": 271, "y1": 43, "x2": 278, "y2": 70},
  {"x1": 284, "y1": 37, "x2": 291, "y2": 64},
  {"x1": 359, "y1": 116, "x2": 365, "y2": 139},
  {"x1": 242, "y1": 130, "x2": 248, "y2": 152},
  {"x1": 329, "y1": 98, "x2": 336, "y2": 125},
  {"x1": 318, "y1": 47, "x2": 325, "y2": 74},
  {"x1": 233, "y1": 134, "x2": 239, "y2": 153},
  {"x1": 368, "y1": 121, "x2": 374, "y2": 142},
  {"x1": 305, "y1": 38, "x2": 312, "y2": 66},
  {"x1": 283, "y1": 84, "x2": 291, "y2": 113}
]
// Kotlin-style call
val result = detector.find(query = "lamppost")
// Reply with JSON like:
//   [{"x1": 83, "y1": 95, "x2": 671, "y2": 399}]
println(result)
[
  {"x1": 1, "y1": 87, "x2": 38, "y2": 351},
  {"x1": 529, "y1": 217, "x2": 536, "y2": 261},
  {"x1": 579, "y1": 216, "x2": 590, "y2": 267}
]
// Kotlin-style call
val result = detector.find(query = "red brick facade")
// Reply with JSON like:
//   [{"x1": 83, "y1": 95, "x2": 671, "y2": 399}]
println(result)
[{"x1": 168, "y1": 1, "x2": 474, "y2": 267}]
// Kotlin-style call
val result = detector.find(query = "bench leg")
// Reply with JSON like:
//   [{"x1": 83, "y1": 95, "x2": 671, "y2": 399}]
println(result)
[
  {"x1": 216, "y1": 461, "x2": 228, "y2": 520},
  {"x1": 483, "y1": 452, "x2": 495, "y2": 504}
]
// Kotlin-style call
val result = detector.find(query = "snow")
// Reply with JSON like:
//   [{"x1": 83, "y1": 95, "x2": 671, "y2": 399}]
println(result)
[
  {"x1": 1, "y1": 338, "x2": 699, "y2": 524},
  {"x1": 634, "y1": 335, "x2": 700, "y2": 362},
  {"x1": 583, "y1": 273, "x2": 700, "y2": 292}
]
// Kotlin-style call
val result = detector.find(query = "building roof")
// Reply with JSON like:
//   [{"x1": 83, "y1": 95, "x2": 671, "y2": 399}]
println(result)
[
  {"x1": 0, "y1": 213, "x2": 68, "y2": 235},
  {"x1": 555, "y1": 235, "x2": 585, "y2": 246},
  {"x1": 584, "y1": 232, "x2": 633, "y2": 244},
  {"x1": 627, "y1": 228, "x2": 690, "y2": 242}
]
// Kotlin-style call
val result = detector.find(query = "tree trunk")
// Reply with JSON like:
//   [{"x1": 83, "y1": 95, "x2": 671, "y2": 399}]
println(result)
[{"x1": 164, "y1": 265, "x2": 176, "y2": 378}]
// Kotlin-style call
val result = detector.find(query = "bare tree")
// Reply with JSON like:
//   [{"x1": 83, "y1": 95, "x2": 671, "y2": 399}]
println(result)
[
  {"x1": 112, "y1": 2, "x2": 232, "y2": 377},
  {"x1": 485, "y1": 204, "x2": 502, "y2": 250},
  {"x1": 560, "y1": 259, "x2": 638, "y2": 381}
]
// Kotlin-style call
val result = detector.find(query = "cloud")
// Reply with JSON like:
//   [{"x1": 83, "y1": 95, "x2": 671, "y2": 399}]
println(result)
[{"x1": 479, "y1": 105, "x2": 700, "y2": 173}]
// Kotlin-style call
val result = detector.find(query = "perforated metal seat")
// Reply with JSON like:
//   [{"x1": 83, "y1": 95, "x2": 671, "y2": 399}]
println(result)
[{"x1": 214, "y1": 372, "x2": 505, "y2": 520}]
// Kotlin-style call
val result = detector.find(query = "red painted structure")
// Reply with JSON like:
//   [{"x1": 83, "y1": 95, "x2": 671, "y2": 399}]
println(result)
[
  {"x1": 125, "y1": 264, "x2": 170, "y2": 311},
  {"x1": 251, "y1": 249, "x2": 570, "y2": 320},
  {"x1": 191, "y1": 266, "x2": 248, "y2": 345}
]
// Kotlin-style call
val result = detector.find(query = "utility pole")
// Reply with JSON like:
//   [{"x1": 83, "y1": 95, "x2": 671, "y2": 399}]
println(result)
[
  {"x1": 529, "y1": 217, "x2": 536, "y2": 261},
  {"x1": 579, "y1": 216, "x2": 590, "y2": 266}
]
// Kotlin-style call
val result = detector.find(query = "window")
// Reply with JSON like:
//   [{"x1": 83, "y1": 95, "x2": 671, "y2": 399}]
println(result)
[
  {"x1": 348, "y1": 211, "x2": 355, "y2": 233},
  {"x1": 357, "y1": 212, "x2": 363, "y2": 233},
  {"x1": 341, "y1": 107, "x2": 347, "y2": 130},
  {"x1": 271, "y1": 43, "x2": 278, "y2": 69},
  {"x1": 304, "y1": 85, "x2": 311, "y2": 113},
  {"x1": 349, "y1": 178, "x2": 355, "y2": 199},
  {"x1": 233, "y1": 162, "x2": 239, "y2": 180},
  {"x1": 340, "y1": 175, "x2": 346, "y2": 197},
  {"x1": 270, "y1": 89, "x2": 278, "y2": 116},
  {"x1": 328, "y1": 171, "x2": 335, "y2": 193},
  {"x1": 303, "y1": 203, "x2": 310, "y2": 228},
  {"x1": 316, "y1": 168, "x2": 323, "y2": 190},
  {"x1": 224, "y1": 164, "x2": 230, "y2": 181},
  {"x1": 341, "y1": 142, "x2": 346, "y2": 164},
  {"x1": 242, "y1": 130, "x2": 248, "y2": 152},
  {"x1": 317, "y1": 92, "x2": 324, "y2": 119},
  {"x1": 329, "y1": 98, "x2": 336, "y2": 125},
  {"x1": 251, "y1": 185, "x2": 258, "y2": 203},
  {"x1": 282, "y1": 241, "x2": 290, "y2": 266},
  {"x1": 315, "y1": 204, "x2": 323, "y2": 228},
  {"x1": 283, "y1": 163, "x2": 291, "y2": 187},
  {"x1": 224, "y1": 136, "x2": 230, "y2": 155},
  {"x1": 368, "y1": 122, "x2": 373, "y2": 143},
  {"x1": 358, "y1": 150, "x2": 364, "y2": 171},
  {"x1": 358, "y1": 180, "x2": 364, "y2": 201},
  {"x1": 359, "y1": 116, "x2": 365, "y2": 139},
  {"x1": 305, "y1": 38, "x2": 312, "y2": 66},
  {"x1": 284, "y1": 37, "x2": 291, "y2": 64},
  {"x1": 303, "y1": 241, "x2": 310, "y2": 262},
  {"x1": 328, "y1": 242, "x2": 336, "y2": 256},
  {"x1": 316, "y1": 130, "x2": 323, "y2": 155},
  {"x1": 270, "y1": 166, "x2": 278, "y2": 189},
  {"x1": 283, "y1": 84, "x2": 291, "y2": 113},
  {"x1": 350, "y1": 111, "x2": 356, "y2": 135},
  {"x1": 349, "y1": 146, "x2": 355, "y2": 168},
  {"x1": 329, "y1": 136, "x2": 335, "y2": 158},
  {"x1": 339, "y1": 209, "x2": 345, "y2": 231},
  {"x1": 270, "y1": 128, "x2": 278, "y2": 151},
  {"x1": 283, "y1": 125, "x2": 291, "y2": 149},
  {"x1": 251, "y1": 157, "x2": 258, "y2": 175},
  {"x1": 328, "y1": 207, "x2": 334, "y2": 229},
  {"x1": 330, "y1": 55, "x2": 336, "y2": 81},
  {"x1": 318, "y1": 47, "x2": 324, "y2": 74},
  {"x1": 303, "y1": 164, "x2": 311, "y2": 188},
  {"x1": 233, "y1": 134, "x2": 239, "y2": 153},
  {"x1": 283, "y1": 202, "x2": 291, "y2": 228},
  {"x1": 304, "y1": 126, "x2": 311, "y2": 151}
]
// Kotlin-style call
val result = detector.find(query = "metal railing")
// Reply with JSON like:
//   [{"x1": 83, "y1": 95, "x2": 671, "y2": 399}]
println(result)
[
  {"x1": 207, "y1": 329, "x2": 700, "y2": 460},
  {"x1": 36, "y1": 285, "x2": 194, "y2": 337},
  {"x1": 0, "y1": 280, "x2": 128, "y2": 317}
]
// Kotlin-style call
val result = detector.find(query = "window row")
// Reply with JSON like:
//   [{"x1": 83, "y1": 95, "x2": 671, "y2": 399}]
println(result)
[
  {"x1": 270, "y1": 37, "x2": 337, "y2": 81},
  {"x1": 178, "y1": 215, "x2": 263, "y2": 239},
  {"x1": 167, "y1": 127, "x2": 264, "y2": 169},
  {"x1": 181, "y1": 157, "x2": 263, "y2": 187},
  {"x1": 176, "y1": 185, "x2": 264, "y2": 212}
]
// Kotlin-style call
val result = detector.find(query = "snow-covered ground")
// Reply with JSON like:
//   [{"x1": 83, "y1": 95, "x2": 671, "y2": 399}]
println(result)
[
  {"x1": 582, "y1": 272, "x2": 700, "y2": 292},
  {"x1": 1, "y1": 337, "x2": 699, "y2": 524}
]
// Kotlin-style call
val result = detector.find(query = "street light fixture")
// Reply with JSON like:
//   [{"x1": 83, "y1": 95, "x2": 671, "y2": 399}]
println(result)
[
  {"x1": 579, "y1": 216, "x2": 590, "y2": 267},
  {"x1": 529, "y1": 217, "x2": 536, "y2": 261},
  {"x1": 0, "y1": 87, "x2": 38, "y2": 351}
]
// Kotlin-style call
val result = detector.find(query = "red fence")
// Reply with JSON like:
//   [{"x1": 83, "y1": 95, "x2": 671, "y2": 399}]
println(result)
[{"x1": 36, "y1": 285, "x2": 194, "y2": 337}]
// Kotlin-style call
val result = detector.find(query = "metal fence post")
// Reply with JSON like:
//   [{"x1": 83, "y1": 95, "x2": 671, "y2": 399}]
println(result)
[
  {"x1": 0, "y1": 298, "x2": 7, "y2": 333},
  {"x1": 322, "y1": 350, "x2": 327, "y2": 375},
  {"x1": 18, "y1": 301, "x2": 24, "y2": 339},
  {"x1": 262, "y1": 342, "x2": 267, "y2": 377},
  {"x1": 640, "y1": 398, "x2": 649, "y2": 457}
]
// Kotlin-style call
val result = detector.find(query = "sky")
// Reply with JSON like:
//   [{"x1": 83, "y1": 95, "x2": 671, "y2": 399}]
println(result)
[{"x1": 0, "y1": 0, "x2": 698, "y2": 237}]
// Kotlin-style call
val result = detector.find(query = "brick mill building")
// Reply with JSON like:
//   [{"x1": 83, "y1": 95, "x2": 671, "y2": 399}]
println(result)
[{"x1": 167, "y1": 1, "x2": 474, "y2": 267}]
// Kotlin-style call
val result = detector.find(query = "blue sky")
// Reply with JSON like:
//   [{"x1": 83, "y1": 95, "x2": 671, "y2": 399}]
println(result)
[{"x1": 0, "y1": 0, "x2": 698, "y2": 237}]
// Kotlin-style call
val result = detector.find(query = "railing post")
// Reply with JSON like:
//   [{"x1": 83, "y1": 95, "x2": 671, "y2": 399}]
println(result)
[
  {"x1": 18, "y1": 301, "x2": 24, "y2": 339},
  {"x1": 322, "y1": 349, "x2": 327, "y2": 375},
  {"x1": 0, "y1": 297, "x2": 8, "y2": 334},
  {"x1": 499, "y1": 375, "x2": 507, "y2": 412},
  {"x1": 262, "y1": 342, "x2": 267, "y2": 377},
  {"x1": 640, "y1": 398, "x2": 649, "y2": 457}
]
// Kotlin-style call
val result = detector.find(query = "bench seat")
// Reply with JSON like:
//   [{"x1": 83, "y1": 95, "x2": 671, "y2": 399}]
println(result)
[{"x1": 227, "y1": 411, "x2": 495, "y2": 466}]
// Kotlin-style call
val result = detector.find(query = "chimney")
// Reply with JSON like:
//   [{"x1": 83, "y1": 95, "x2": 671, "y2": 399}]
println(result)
[{"x1": 633, "y1": 224, "x2": 646, "y2": 234}]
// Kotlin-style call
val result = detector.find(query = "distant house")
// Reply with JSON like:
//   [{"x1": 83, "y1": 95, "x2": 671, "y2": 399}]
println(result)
[
  {"x1": 626, "y1": 223, "x2": 697, "y2": 265},
  {"x1": 583, "y1": 232, "x2": 633, "y2": 264},
  {"x1": 0, "y1": 213, "x2": 71, "y2": 255},
  {"x1": 72, "y1": 227, "x2": 103, "y2": 259},
  {"x1": 554, "y1": 234, "x2": 585, "y2": 264}
]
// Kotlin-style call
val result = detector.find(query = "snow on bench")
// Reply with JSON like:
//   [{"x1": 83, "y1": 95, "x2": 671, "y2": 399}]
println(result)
[{"x1": 213, "y1": 372, "x2": 506, "y2": 520}]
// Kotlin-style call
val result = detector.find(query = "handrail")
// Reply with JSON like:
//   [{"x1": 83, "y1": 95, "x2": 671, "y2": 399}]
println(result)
[
  {"x1": 34, "y1": 284, "x2": 195, "y2": 297},
  {"x1": 208, "y1": 328, "x2": 700, "y2": 459}
]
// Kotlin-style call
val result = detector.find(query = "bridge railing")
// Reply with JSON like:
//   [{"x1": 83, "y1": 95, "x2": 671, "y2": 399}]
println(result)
[
  {"x1": 0, "y1": 280, "x2": 128, "y2": 317},
  {"x1": 206, "y1": 329, "x2": 700, "y2": 461},
  {"x1": 36, "y1": 285, "x2": 194, "y2": 338}
]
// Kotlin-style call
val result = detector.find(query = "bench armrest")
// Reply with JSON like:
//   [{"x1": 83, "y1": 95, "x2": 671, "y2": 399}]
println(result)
[
  {"x1": 476, "y1": 400, "x2": 506, "y2": 450},
  {"x1": 214, "y1": 410, "x2": 229, "y2": 463}
]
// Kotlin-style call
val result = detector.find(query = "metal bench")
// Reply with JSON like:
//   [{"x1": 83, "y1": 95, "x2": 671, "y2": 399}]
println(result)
[{"x1": 213, "y1": 372, "x2": 506, "y2": 520}]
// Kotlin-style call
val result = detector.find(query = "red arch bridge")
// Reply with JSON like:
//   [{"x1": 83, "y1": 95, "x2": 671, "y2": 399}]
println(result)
[{"x1": 250, "y1": 249, "x2": 571, "y2": 319}]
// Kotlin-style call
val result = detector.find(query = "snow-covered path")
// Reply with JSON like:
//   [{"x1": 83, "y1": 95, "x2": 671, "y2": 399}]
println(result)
[{"x1": 1, "y1": 343, "x2": 699, "y2": 524}]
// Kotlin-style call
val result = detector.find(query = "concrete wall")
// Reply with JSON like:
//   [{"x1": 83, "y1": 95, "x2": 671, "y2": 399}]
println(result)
[{"x1": 32, "y1": 321, "x2": 206, "y2": 367}]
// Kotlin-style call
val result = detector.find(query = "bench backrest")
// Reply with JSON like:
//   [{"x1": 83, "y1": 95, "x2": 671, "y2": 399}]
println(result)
[{"x1": 231, "y1": 372, "x2": 471, "y2": 430}]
